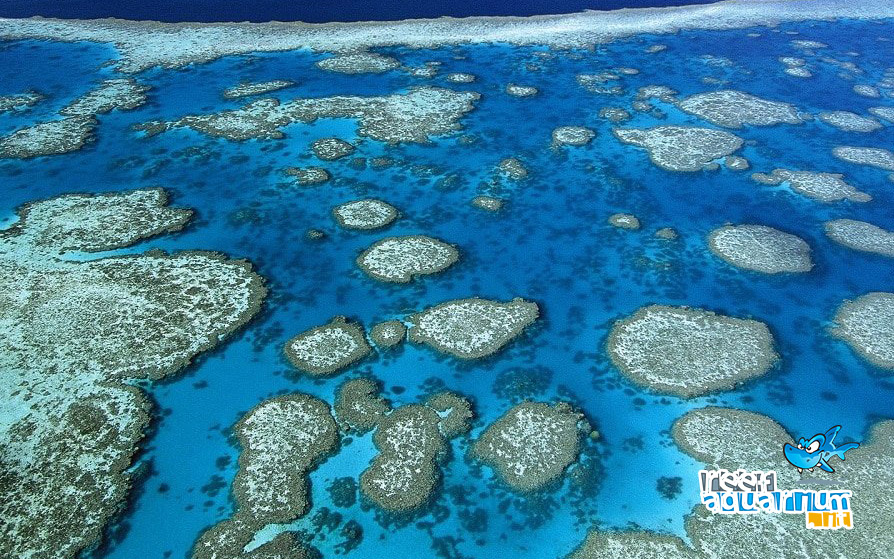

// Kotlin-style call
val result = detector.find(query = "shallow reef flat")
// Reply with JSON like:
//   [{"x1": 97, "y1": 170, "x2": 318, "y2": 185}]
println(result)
[
  {"x1": 60, "y1": 77, "x2": 148, "y2": 116},
  {"x1": 359, "y1": 405, "x2": 446, "y2": 512},
  {"x1": 311, "y1": 137, "x2": 355, "y2": 160},
  {"x1": 570, "y1": 408, "x2": 894, "y2": 559},
  {"x1": 675, "y1": 89, "x2": 803, "y2": 128},
  {"x1": 0, "y1": 90, "x2": 43, "y2": 112},
  {"x1": 356, "y1": 235, "x2": 459, "y2": 283},
  {"x1": 750, "y1": 168, "x2": 871, "y2": 202},
  {"x1": 1, "y1": 1, "x2": 891, "y2": 72},
  {"x1": 0, "y1": 116, "x2": 96, "y2": 158},
  {"x1": 825, "y1": 218, "x2": 894, "y2": 258},
  {"x1": 0, "y1": 189, "x2": 265, "y2": 559},
  {"x1": 408, "y1": 297, "x2": 539, "y2": 359},
  {"x1": 223, "y1": 80, "x2": 295, "y2": 99},
  {"x1": 315, "y1": 51, "x2": 401, "y2": 74},
  {"x1": 0, "y1": 77, "x2": 148, "y2": 158},
  {"x1": 868, "y1": 105, "x2": 894, "y2": 122},
  {"x1": 608, "y1": 213, "x2": 641, "y2": 230},
  {"x1": 332, "y1": 199, "x2": 399, "y2": 230},
  {"x1": 607, "y1": 305, "x2": 777, "y2": 397},
  {"x1": 471, "y1": 195, "x2": 504, "y2": 211},
  {"x1": 369, "y1": 319, "x2": 407, "y2": 348},
  {"x1": 818, "y1": 110, "x2": 883, "y2": 132},
  {"x1": 284, "y1": 165, "x2": 331, "y2": 185},
  {"x1": 193, "y1": 394, "x2": 338, "y2": 559},
  {"x1": 360, "y1": 391, "x2": 472, "y2": 512},
  {"x1": 472, "y1": 401, "x2": 588, "y2": 492},
  {"x1": 135, "y1": 87, "x2": 480, "y2": 143},
  {"x1": 831, "y1": 292, "x2": 894, "y2": 370},
  {"x1": 708, "y1": 224, "x2": 813, "y2": 274},
  {"x1": 5, "y1": 4, "x2": 894, "y2": 559},
  {"x1": 505, "y1": 83, "x2": 538, "y2": 97},
  {"x1": 284, "y1": 317, "x2": 371, "y2": 376},
  {"x1": 334, "y1": 377, "x2": 391, "y2": 433},
  {"x1": 613, "y1": 126, "x2": 744, "y2": 172},
  {"x1": 497, "y1": 157, "x2": 529, "y2": 180},
  {"x1": 832, "y1": 145, "x2": 894, "y2": 170},
  {"x1": 552, "y1": 125, "x2": 595, "y2": 146},
  {"x1": 10, "y1": 188, "x2": 192, "y2": 252},
  {"x1": 569, "y1": 531, "x2": 699, "y2": 559}
]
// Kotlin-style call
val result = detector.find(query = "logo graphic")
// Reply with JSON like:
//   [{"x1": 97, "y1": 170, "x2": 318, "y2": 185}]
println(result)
[
  {"x1": 783, "y1": 425, "x2": 860, "y2": 474},
  {"x1": 697, "y1": 425, "x2": 861, "y2": 530}
]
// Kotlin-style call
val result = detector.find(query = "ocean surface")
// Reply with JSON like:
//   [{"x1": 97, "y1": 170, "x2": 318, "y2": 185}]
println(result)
[
  {"x1": 0, "y1": 0, "x2": 721, "y2": 24},
  {"x1": 2, "y1": 15, "x2": 894, "y2": 559}
]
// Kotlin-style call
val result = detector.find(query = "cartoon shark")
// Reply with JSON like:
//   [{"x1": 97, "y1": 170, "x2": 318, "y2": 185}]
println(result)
[{"x1": 783, "y1": 425, "x2": 859, "y2": 474}]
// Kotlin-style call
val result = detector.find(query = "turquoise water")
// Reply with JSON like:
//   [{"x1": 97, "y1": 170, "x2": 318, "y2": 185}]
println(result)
[{"x1": 2, "y1": 18, "x2": 894, "y2": 559}]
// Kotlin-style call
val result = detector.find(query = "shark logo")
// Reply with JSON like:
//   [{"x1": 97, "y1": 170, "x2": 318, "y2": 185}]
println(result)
[{"x1": 783, "y1": 425, "x2": 859, "y2": 474}]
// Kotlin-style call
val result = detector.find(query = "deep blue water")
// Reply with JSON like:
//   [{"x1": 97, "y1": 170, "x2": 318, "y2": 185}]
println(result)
[
  {"x1": 0, "y1": 0, "x2": 721, "y2": 24},
  {"x1": 2, "y1": 16, "x2": 894, "y2": 559}
]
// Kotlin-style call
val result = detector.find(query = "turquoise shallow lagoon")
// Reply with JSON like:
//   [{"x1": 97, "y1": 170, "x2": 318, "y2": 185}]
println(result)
[{"x1": 1, "y1": 16, "x2": 893, "y2": 559}]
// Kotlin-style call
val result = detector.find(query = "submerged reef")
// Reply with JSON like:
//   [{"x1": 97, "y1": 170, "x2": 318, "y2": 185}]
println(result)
[
  {"x1": 315, "y1": 52, "x2": 400, "y2": 73},
  {"x1": 333, "y1": 199, "x2": 399, "y2": 230},
  {"x1": 284, "y1": 317, "x2": 371, "y2": 376},
  {"x1": 818, "y1": 110, "x2": 882, "y2": 132},
  {"x1": 334, "y1": 377, "x2": 390, "y2": 434},
  {"x1": 655, "y1": 227, "x2": 678, "y2": 240},
  {"x1": 613, "y1": 126, "x2": 743, "y2": 172},
  {"x1": 193, "y1": 394, "x2": 338, "y2": 559},
  {"x1": 223, "y1": 80, "x2": 295, "y2": 99},
  {"x1": 472, "y1": 401, "x2": 588, "y2": 492},
  {"x1": 356, "y1": 235, "x2": 459, "y2": 283},
  {"x1": 832, "y1": 145, "x2": 894, "y2": 170},
  {"x1": 708, "y1": 224, "x2": 813, "y2": 273},
  {"x1": 832, "y1": 292, "x2": 894, "y2": 370},
  {"x1": 369, "y1": 320, "x2": 407, "y2": 348},
  {"x1": 675, "y1": 90, "x2": 803, "y2": 128},
  {"x1": 825, "y1": 218, "x2": 894, "y2": 258},
  {"x1": 408, "y1": 297, "x2": 539, "y2": 359},
  {"x1": 552, "y1": 126, "x2": 595, "y2": 146},
  {"x1": 0, "y1": 189, "x2": 265, "y2": 559},
  {"x1": 136, "y1": 87, "x2": 480, "y2": 144},
  {"x1": 751, "y1": 168, "x2": 871, "y2": 202},
  {"x1": 607, "y1": 305, "x2": 777, "y2": 397},
  {"x1": 571, "y1": 408, "x2": 894, "y2": 559}
]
